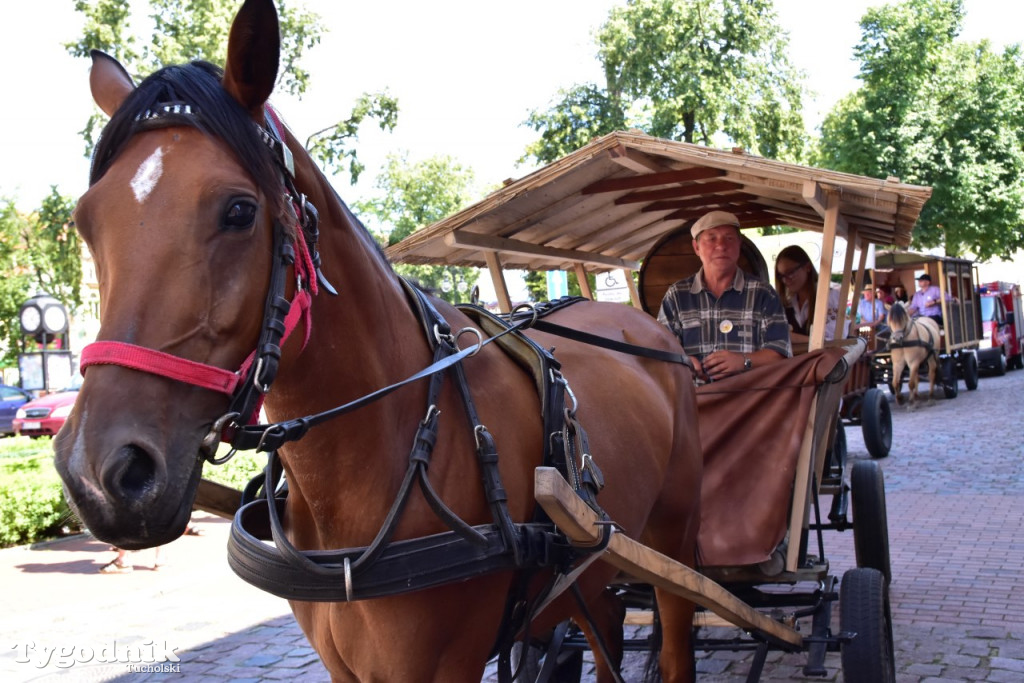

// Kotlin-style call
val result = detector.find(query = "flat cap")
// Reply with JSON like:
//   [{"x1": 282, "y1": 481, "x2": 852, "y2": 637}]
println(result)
[{"x1": 691, "y1": 210, "x2": 741, "y2": 239}]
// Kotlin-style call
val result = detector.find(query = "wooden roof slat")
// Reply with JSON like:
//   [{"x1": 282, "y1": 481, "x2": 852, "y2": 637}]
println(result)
[
  {"x1": 581, "y1": 167, "x2": 724, "y2": 194},
  {"x1": 444, "y1": 230, "x2": 640, "y2": 270},
  {"x1": 643, "y1": 192, "x2": 757, "y2": 213},
  {"x1": 615, "y1": 180, "x2": 744, "y2": 205}
]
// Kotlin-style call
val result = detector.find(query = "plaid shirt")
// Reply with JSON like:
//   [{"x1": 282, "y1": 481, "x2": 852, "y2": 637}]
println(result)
[{"x1": 658, "y1": 268, "x2": 792, "y2": 361}]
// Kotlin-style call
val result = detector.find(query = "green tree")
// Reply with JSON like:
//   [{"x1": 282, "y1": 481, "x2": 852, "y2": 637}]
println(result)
[
  {"x1": 816, "y1": 0, "x2": 1024, "y2": 260},
  {"x1": 66, "y1": 0, "x2": 397, "y2": 183},
  {"x1": 525, "y1": 0, "x2": 807, "y2": 164},
  {"x1": 0, "y1": 192, "x2": 78, "y2": 366},
  {"x1": 522, "y1": 270, "x2": 597, "y2": 302},
  {"x1": 355, "y1": 153, "x2": 478, "y2": 304}
]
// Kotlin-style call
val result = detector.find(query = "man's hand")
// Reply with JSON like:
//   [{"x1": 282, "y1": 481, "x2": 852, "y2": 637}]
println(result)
[{"x1": 701, "y1": 350, "x2": 745, "y2": 381}]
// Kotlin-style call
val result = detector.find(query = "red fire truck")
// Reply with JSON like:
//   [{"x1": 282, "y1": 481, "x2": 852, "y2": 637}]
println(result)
[{"x1": 977, "y1": 281, "x2": 1024, "y2": 374}]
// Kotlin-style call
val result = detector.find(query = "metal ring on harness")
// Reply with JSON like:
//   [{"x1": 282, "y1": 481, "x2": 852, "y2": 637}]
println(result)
[
  {"x1": 433, "y1": 323, "x2": 454, "y2": 347},
  {"x1": 201, "y1": 411, "x2": 241, "y2": 464},
  {"x1": 455, "y1": 326, "x2": 483, "y2": 357},
  {"x1": 511, "y1": 302, "x2": 539, "y2": 328}
]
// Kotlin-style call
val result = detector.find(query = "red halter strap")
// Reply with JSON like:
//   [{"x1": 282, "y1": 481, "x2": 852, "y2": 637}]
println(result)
[
  {"x1": 80, "y1": 341, "x2": 241, "y2": 395},
  {"x1": 78, "y1": 285, "x2": 311, "y2": 395}
]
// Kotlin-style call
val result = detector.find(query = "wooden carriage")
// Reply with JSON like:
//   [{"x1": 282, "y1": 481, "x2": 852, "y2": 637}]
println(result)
[
  {"x1": 870, "y1": 251, "x2": 984, "y2": 398},
  {"x1": 383, "y1": 131, "x2": 931, "y2": 681}
]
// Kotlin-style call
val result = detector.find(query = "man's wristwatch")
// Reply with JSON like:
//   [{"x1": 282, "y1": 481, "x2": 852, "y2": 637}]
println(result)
[{"x1": 743, "y1": 355, "x2": 752, "y2": 371}]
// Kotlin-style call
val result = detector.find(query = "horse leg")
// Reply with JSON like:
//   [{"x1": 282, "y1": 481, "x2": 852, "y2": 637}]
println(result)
[
  {"x1": 654, "y1": 589, "x2": 697, "y2": 683},
  {"x1": 906, "y1": 361, "x2": 920, "y2": 411},
  {"x1": 570, "y1": 587, "x2": 625, "y2": 683},
  {"x1": 926, "y1": 355, "x2": 939, "y2": 405},
  {"x1": 890, "y1": 353, "x2": 906, "y2": 406}
]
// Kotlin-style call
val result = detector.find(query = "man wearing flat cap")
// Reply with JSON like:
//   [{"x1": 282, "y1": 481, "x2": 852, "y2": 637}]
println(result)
[
  {"x1": 907, "y1": 273, "x2": 946, "y2": 326},
  {"x1": 658, "y1": 210, "x2": 791, "y2": 382}
]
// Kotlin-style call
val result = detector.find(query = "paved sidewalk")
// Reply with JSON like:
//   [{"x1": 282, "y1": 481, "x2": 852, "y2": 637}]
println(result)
[{"x1": 3, "y1": 369, "x2": 1024, "y2": 681}]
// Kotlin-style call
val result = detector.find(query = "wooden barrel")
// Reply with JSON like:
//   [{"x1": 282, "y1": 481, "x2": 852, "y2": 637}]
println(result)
[{"x1": 638, "y1": 225, "x2": 769, "y2": 314}]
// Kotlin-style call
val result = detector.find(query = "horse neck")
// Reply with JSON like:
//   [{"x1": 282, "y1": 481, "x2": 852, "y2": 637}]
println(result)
[{"x1": 281, "y1": 175, "x2": 426, "y2": 399}]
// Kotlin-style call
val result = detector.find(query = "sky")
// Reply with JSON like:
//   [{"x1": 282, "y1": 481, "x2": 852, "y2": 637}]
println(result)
[{"x1": 1, "y1": 0, "x2": 1022, "y2": 212}]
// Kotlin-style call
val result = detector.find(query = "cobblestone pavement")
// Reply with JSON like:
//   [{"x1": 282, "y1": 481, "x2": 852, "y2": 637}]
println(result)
[{"x1": 2, "y1": 368, "x2": 1023, "y2": 682}]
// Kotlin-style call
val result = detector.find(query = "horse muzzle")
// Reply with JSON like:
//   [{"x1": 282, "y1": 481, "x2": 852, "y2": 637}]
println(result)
[{"x1": 54, "y1": 409, "x2": 204, "y2": 549}]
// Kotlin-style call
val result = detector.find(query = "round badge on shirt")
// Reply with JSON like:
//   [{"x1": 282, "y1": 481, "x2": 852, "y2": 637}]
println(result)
[{"x1": 720, "y1": 320, "x2": 733, "y2": 334}]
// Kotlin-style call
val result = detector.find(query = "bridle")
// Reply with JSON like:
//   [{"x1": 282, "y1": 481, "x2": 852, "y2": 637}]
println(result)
[{"x1": 78, "y1": 104, "x2": 332, "y2": 461}]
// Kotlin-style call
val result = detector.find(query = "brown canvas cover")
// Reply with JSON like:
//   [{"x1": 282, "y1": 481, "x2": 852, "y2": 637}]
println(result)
[{"x1": 695, "y1": 347, "x2": 847, "y2": 568}]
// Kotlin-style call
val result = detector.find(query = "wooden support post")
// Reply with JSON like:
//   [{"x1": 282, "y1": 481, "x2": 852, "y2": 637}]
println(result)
[
  {"x1": 785, "y1": 396, "x2": 820, "y2": 572},
  {"x1": 484, "y1": 251, "x2": 512, "y2": 313},
  {"x1": 574, "y1": 263, "x2": 593, "y2": 300},
  {"x1": 624, "y1": 270, "x2": 642, "y2": 309},
  {"x1": 811, "y1": 192, "x2": 840, "y2": 351},
  {"x1": 534, "y1": 468, "x2": 803, "y2": 649},
  {"x1": 836, "y1": 228, "x2": 857, "y2": 340}
]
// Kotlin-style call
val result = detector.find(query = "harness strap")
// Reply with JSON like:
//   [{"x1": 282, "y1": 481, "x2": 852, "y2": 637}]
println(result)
[
  {"x1": 80, "y1": 341, "x2": 240, "y2": 395},
  {"x1": 528, "y1": 319, "x2": 695, "y2": 369}
]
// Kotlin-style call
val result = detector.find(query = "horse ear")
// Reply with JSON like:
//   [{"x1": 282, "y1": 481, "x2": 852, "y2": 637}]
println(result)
[
  {"x1": 222, "y1": 0, "x2": 280, "y2": 115},
  {"x1": 90, "y1": 50, "x2": 136, "y2": 117}
]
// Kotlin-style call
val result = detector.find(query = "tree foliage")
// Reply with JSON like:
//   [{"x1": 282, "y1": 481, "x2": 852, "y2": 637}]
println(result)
[
  {"x1": 524, "y1": 0, "x2": 808, "y2": 164},
  {"x1": 816, "y1": 0, "x2": 1024, "y2": 260},
  {"x1": 0, "y1": 192, "x2": 79, "y2": 366},
  {"x1": 354, "y1": 154, "x2": 478, "y2": 304},
  {"x1": 66, "y1": 0, "x2": 398, "y2": 183}
]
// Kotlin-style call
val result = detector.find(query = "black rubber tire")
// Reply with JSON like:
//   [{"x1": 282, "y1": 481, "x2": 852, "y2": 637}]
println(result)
[
  {"x1": 840, "y1": 568, "x2": 896, "y2": 683},
  {"x1": 964, "y1": 352, "x2": 980, "y2": 389},
  {"x1": 860, "y1": 388, "x2": 892, "y2": 459},
  {"x1": 941, "y1": 356, "x2": 959, "y2": 399},
  {"x1": 851, "y1": 460, "x2": 892, "y2": 584},
  {"x1": 994, "y1": 351, "x2": 1007, "y2": 377}
]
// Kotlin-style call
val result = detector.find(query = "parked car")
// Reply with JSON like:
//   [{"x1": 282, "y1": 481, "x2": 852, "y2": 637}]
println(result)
[
  {"x1": 1, "y1": 384, "x2": 33, "y2": 436},
  {"x1": 13, "y1": 377, "x2": 82, "y2": 438}
]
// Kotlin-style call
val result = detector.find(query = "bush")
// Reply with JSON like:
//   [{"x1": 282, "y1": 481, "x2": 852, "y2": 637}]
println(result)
[
  {"x1": 202, "y1": 449, "x2": 267, "y2": 491},
  {"x1": 0, "y1": 437, "x2": 267, "y2": 548},
  {"x1": 0, "y1": 440, "x2": 82, "y2": 548}
]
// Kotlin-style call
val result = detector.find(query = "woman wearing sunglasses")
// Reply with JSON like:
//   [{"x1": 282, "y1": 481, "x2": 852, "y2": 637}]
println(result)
[{"x1": 774, "y1": 245, "x2": 848, "y2": 345}]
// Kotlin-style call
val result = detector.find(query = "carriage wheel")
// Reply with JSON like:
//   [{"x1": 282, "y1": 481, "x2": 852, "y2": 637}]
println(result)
[
  {"x1": 963, "y1": 352, "x2": 981, "y2": 388},
  {"x1": 851, "y1": 461, "x2": 892, "y2": 584},
  {"x1": 840, "y1": 568, "x2": 896, "y2": 683},
  {"x1": 940, "y1": 356, "x2": 959, "y2": 399},
  {"x1": 860, "y1": 389, "x2": 892, "y2": 459},
  {"x1": 993, "y1": 351, "x2": 1007, "y2": 377}
]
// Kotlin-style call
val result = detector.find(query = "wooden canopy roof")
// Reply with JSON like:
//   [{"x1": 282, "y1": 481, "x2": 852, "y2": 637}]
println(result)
[{"x1": 384, "y1": 130, "x2": 932, "y2": 274}]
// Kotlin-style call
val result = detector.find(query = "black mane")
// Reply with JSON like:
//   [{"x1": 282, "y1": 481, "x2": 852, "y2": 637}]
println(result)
[{"x1": 90, "y1": 60, "x2": 281, "y2": 212}]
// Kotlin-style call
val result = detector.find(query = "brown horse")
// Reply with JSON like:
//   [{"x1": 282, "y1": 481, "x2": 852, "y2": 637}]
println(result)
[
  {"x1": 887, "y1": 302, "x2": 941, "y2": 409},
  {"x1": 54, "y1": 0, "x2": 702, "y2": 680}
]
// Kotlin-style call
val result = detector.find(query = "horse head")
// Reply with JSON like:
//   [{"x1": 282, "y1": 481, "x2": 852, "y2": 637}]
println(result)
[
  {"x1": 887, "y1": 301, "x2": 910, "y2": 343},
  {"x1": 55, "y1": 0, "x2": 298, "y2": 548}
]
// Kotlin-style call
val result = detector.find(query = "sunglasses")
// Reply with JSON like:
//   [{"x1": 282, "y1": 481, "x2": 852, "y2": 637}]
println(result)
[{"x1": 777, "y1": 263, "x2": 806, "y2": 281}]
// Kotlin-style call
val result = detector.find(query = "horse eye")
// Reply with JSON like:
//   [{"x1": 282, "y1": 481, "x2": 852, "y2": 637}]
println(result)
[{"x1": 222, "y1": 200, "x2": 258, "y2": 231}]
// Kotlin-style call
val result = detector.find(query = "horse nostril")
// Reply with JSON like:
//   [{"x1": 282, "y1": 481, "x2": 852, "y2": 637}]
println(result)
[{"x1": 107, "y1": 445, "x2": 157, "y2": 502}]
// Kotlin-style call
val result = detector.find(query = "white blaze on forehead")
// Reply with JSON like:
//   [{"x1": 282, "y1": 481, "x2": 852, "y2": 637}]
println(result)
[{"x1": 131, "y1": 147, "x2": 165, "y2": 204}]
